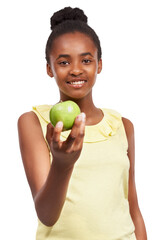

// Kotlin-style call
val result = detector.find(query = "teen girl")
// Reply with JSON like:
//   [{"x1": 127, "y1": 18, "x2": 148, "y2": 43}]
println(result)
[{"x1": 18, "y1": 7, "x2": 147, "y2": 240}]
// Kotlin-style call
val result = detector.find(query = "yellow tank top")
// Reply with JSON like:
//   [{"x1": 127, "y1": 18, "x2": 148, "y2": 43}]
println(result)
[{"x1": 32, "y1": 105, "x2": 136, "y2": 240}]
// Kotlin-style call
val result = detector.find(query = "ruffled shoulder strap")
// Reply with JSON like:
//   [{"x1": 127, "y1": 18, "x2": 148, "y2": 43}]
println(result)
[
  {"x1": 102, "y1": 108, "x2": 122, "y2": 135},
  {"x1": 61, "y1": 108, "x2": 122, "y2": 143},
  {"x1": 32, "y1": 105, "x2": 52, "y2": 123},
  {"x1": 32, "y1": 105, "x2": 52, "y2": 139}
]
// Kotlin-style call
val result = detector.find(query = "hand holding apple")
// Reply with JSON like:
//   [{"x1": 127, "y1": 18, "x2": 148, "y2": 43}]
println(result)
[
  {"x1": 46, "y1": 111, "x2": 86, "y2": 171},
  {"x1": 49, "y1": 100, "x2": 81, "y2": 131}
]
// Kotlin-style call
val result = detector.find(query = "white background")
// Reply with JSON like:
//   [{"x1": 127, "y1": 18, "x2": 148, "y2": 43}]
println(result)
[{"x1": 0, "y1": 0, "x2": 160, "y2": 239}]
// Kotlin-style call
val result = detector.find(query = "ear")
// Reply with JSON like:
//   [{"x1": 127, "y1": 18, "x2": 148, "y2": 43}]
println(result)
[
  {"x1": 46, "y1": 63, "x2": 54, "y2": 78},
  {"x1": 97, "y1": 59, "x2": 102, "y2": 74}
]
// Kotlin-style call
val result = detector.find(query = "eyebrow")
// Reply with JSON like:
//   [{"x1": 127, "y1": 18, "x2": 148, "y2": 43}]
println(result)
[
  {"x1": 81, "y1": 52, "x2": 94, "y2": 57},
  {"x1": 56, "y1": 52, "x2": 94, "y2": 60}
]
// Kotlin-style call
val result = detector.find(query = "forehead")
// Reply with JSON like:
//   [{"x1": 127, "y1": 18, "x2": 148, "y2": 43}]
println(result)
[{"x1": 51, "y1": 32, "x2": 97, "y2": 57}]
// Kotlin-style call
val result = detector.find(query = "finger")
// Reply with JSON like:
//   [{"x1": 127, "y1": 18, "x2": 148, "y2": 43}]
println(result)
[
  {"x1": 52, "y1": 121, "x2": 63, "y2": 148},
  {"x1": 65, "y1": 113, "x2": 86, "y2": 149},
  {"x1": 46, "y1": 123, "x2": 54, "y2": 145},
  {"x1": 73, "y1": 113, "x2": 86, "y2": 147}
]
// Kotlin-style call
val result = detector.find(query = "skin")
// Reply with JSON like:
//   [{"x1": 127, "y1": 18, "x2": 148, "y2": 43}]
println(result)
[{"x1": 17, "y1": 31, "x2": 147, "y2": 238}]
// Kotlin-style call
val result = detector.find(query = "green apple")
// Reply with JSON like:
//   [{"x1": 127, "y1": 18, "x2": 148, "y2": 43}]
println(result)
[{"x1": 49, "y1": 100, "x2": 81, "y2": 131}]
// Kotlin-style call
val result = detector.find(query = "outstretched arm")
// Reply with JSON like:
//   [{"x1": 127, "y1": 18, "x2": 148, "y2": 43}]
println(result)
[{"x1": 18, "y1": 111, "x2": 85, "y2": 227}]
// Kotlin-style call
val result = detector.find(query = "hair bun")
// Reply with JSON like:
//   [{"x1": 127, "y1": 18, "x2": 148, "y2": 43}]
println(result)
[{"x1": 50, "y1": 7, "x2": 88, "y2": 30}]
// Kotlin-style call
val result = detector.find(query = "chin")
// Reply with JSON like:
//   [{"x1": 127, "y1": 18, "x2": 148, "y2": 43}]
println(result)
[{"x1": 61, "y1": 92, "x2": 89, "y2": 101}]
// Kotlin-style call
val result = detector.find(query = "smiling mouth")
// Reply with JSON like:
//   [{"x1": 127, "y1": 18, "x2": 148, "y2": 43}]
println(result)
[
  {"x1": 67, "y1": 80, "x2": 87, "y2": 85},
  {"x1": 66, "y1": 80, "x2": 87, "y2": 88}
]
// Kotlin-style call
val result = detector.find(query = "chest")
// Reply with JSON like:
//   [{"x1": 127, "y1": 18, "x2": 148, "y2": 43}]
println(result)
[{"x1": 74, "y1": 126, "x2": 130, "y2": 175}]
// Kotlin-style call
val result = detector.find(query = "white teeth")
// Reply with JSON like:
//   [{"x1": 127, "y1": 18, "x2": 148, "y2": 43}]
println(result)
[{"x1": 70, "y1": 81, "x2": 85, "y2": 85}]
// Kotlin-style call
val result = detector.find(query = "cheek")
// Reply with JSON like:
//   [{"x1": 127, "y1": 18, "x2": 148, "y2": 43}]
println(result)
[
  {"x1": 54, "y1": 67, "x2": 67, "y2": 80},
  {"x1": 88, "y1": 64, "x2": 98, "y2": 78}
]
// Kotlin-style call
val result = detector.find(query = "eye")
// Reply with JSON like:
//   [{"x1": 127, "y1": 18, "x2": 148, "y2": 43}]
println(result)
[
  {"x1": 82, "y1": 59, "x2": 92, "y2": 64},
  {"x1": 59, "y1": 61, "x2": 70, "y2": 66}
]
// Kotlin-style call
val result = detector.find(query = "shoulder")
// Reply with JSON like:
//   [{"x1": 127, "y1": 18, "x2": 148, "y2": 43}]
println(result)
[
  {"x1": 122, "y1": 116, "x2": 134, "y2": 128},
  {"x1": 18, "y1": 111, "x2": 40, "y2": 127},
  {"x1": 122, "y1": 117, "x2": 134, "y2": 140},
  {"x1": 17, "y1": 111, "x2": 43, "y2": 139}
]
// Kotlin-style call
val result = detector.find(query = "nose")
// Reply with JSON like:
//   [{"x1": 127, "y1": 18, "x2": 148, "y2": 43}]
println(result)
[{"x1": 69, "y1": 62, "x2": 83, "y2": 76}]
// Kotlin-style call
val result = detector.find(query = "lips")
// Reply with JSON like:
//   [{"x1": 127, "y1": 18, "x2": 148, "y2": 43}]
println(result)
[
  {"x1": 66, "y1": 79, "x2": 87, "y2": 84},
  {"x1": 66, "y1": 78, "x2": 87, "y2": 88}
]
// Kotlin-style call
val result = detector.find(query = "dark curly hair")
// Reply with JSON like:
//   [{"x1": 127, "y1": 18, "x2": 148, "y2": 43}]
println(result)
[{"x1": 45, "y1": 7, "x2": 102, "y2": 64}]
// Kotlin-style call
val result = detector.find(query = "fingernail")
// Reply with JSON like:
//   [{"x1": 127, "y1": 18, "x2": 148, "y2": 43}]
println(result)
[
  {"x1": 77, "y1": 114, "x2": 82, "y2": 121},
  {"x1": 56, "y1": 121, "x2": 63, "y2": 128},
  {"x1": 81, "y1": 113, "x2": 86, "y2": 122}
]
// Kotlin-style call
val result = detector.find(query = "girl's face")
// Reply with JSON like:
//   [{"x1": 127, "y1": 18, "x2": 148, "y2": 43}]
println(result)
[{"x1": 47, "y1": 31, "x2": 102, "y2": 100}]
